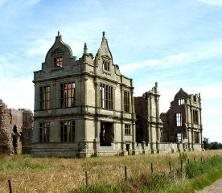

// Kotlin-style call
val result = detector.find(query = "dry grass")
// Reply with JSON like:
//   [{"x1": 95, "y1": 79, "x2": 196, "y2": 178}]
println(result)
[{"x1": 0, "y1": 150, "x2": 222, "y2": 193}]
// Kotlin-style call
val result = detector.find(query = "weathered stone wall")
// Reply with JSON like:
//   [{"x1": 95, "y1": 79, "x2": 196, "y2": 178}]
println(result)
[
  {"x1": 21, "y1": 110, "x2": 33, "y2": 153},
  {"x1": 0, "y1": 100, "x2": 33, "y2": 154}
]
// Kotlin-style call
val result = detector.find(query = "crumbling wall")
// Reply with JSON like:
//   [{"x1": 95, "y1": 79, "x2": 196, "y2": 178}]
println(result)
[
  {"x1": 0, "y1": 100, "x2": 33, "y2": 154},
  {"x1": 21, "y1": 110, "x2": 33, "y2": 153},
  {"x1": 0, "y1": 101, "x2": 13, "y2": 154}
]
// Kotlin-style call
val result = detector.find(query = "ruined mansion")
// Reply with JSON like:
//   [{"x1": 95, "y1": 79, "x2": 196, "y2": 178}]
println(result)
[
  {"x1": 0, "y1": 32, "x2": 203, "y2": 156},
  {"x1": 31, "y1": 32, "x2": 203, "y2": 157}
]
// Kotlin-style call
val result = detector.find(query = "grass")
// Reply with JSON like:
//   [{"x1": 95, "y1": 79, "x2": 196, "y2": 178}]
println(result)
[{"x1": 0, "y1": 150, "x2": 222, "y2": 193}]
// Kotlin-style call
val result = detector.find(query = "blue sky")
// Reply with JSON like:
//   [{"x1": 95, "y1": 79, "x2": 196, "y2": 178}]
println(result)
[{"x1": 0, "y1": 0, "x2": 221, "y2": 142}]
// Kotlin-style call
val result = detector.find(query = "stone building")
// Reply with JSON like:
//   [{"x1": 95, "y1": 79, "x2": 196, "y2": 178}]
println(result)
[
  {"x1": 32, "y1": 32, "x2": 135, "y2": 157},
  {"x1": 0, "y1": 99, "x2": 33, "y2": 154},
  {"x1": 134, "y1": 83, "x2": 162, "y2": 153},
  {"x1": 32, "y1": 32, "x2": 203, "y2": 157},
  {"x1": 160, "y1": 88, "x2": 203, "y2": 151}
]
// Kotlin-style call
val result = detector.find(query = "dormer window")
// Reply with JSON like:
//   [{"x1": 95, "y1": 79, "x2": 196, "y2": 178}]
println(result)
[
  {"x1": 54, "y1": 57, "x2": 63, "y2": 67},
  {"x1": 103, "y1": 60, "x2": 110, "y2": 71},
  {"x1": 178, "y1": 99, "x2": 185, "y2": 105}
]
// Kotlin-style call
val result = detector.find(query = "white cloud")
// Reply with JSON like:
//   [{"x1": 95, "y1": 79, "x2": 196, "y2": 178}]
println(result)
[
  {"x1": 26, "y1": 38, "x2": 52, "y2": 58},
  {"x1": 121, "y1": 39, "x2": 222, "y2": 74},
  {"x1": 0, "y1": 77, "x2": 33, "y2": 110},
  {"x1": 198, "y1": 0, "x2": 222, "y2": 6}
]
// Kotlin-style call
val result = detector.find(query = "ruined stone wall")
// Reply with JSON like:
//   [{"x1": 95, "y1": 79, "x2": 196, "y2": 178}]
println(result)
[
  {"x1": 21, "y1": 110, "x2": 33, "y2": 153},
  {"x1": 0, "y1": 100, "x2": 33, "y2": 154},
  {"x1": 0, "y1": 101, "x2": 11, "y2": 153},
  {"x1": 134, "y1": 96, "x2": 148, "y2": 143}
]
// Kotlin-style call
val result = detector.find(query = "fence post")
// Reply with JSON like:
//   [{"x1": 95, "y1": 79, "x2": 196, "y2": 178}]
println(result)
[
  {"x1": 150, "y1": 162, "x2": 154, "y2": 174},
  {"x1": 169, "y1": 161, "x2": 172, "y2": 173},
  {"x1": 8, "y1": 179, "x2": 12, "y2": 193},
  {"x1": 180, "y1": 159, "x2": 183, "y2": 179},
  {"x1": 124, "y1": 166, "x2": 127, "y2": 180},
  {"x1": 85, "y1": 171, "x2": 88, "y2": 187}
]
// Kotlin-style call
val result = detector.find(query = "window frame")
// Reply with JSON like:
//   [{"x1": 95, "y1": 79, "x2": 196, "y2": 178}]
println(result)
[
  {"x1": 102, "y1": 60, "x2": 110, "y2": 71},
  {"x1": 39, "y1": 122, "x2": 50, "y2": 143},
  {"x1": 176, "y1": 113, "x2": 182, "y2": 127},
  {"x1": 40, "y1": 86, "x2": 51, "y2": 110},
  {"x1": 178, "y1": 99, "x2": 185, "y2": 105},
  {"x1": 60, "y1": 120, "x2": 75, "y2": 143},
  {"x1": 124, "y1": 91, "x2": 130, "y2": 113},
  {"x1": 125, "y1": 124, "x2": 131, "y2": 135},
  {"x1": 100, "y1": 83, "x2": 113, "y2": 110},
  {"x1": 193, "y1": 110, "x2": 199, "y2": 124},
  {"x1": 54, "y1": 56, "x2": 63, "y2": 67},
  {"x1": 60, "y1": 82, "x2": 75, "y2": 108}
]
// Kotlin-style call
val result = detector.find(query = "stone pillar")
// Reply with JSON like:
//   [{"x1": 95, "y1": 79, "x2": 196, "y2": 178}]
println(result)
[
  {"x1": 120, "y1": 82, "x2": 124, "y2": 154},
  {"x1": 131, "y1": 88, "x2": 136, "y2": 154}
]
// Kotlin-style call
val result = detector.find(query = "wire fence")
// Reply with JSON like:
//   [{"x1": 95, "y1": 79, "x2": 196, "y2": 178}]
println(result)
[{"x1": 5, "y1": 156, "x2": 209, "y2": 193}]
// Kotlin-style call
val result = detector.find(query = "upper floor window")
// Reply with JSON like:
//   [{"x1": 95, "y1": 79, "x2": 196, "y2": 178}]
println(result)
[
  {"x1": 60, "y1": 120, "x2": 75, "y2": 143},
  {"x1": 100, "y1": 83, "x2": 113, "y2": 110},
  {"x1": 176, "y1": 113, "x2": 182, "y2": 126},
  {"x1": 193, "y1": 110, "x2": 199, "y2": 124},
  {"x1": 124, "y1": 91, "x2": 130, "y2": 112},
  {"x1": 193, "y1": 95, "x2": 197, "y2": 102},
  {"x1": 125, "y1": 124, "x2": 131, "y2": 135},
  {"x1": 178, "y1": 99, "x2": 185, "y2": 105},
  {"x1": 39, "y1": 122, "x2": 50, "y2": 143},
  {"x1": 40, "y1": 86, "x2": 50, "y2": 110},
  {"x1": 54, "y1": 57, "x2": 63, "y2": 67},
  {"x1": 60, "y1": 83, "x2": 75, "y2": 108},
  {"x1": 103, "y1": 60, "x2": 110, "y2": 71}
]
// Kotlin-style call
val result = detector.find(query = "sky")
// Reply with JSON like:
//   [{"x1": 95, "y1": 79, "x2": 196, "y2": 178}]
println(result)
[{"x1": 0, "y1": 0, "x2": 221, "y2": 142}]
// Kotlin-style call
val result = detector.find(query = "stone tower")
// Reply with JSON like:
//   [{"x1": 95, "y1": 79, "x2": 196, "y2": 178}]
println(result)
[{"x1": 134, "y1": 83, "x2": 162, "y2": 153}]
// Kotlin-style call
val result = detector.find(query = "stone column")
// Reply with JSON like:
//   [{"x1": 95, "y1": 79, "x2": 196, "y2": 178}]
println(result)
[{"x1": 131, "y1": 88, "x2": 136, "y2": 154}]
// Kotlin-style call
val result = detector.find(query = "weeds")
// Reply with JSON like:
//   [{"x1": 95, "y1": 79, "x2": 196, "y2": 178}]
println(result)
[{"x1": 0, "y1": 150, "x2": 222, "y2": 193}]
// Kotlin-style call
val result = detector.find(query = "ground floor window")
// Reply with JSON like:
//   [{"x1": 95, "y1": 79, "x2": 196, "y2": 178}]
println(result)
[
  {"x1": 100, "y1": 122, "x2": 114, "y2": 146},
  {"x1": 60, "y1": 120, "x2": 75, "y2": 142},
  {"x1": 194, "y1": 131, "x2": 199, "y2": 143},
  {"x1": 39, "y1": 122, "x2": 50, "y2": 143},
  {"x1": 125, "y1": 124, "x2": 131, "y2": 135},
  {"x1": 177, "y1": 132, "x2": 182, "y2": 142}
]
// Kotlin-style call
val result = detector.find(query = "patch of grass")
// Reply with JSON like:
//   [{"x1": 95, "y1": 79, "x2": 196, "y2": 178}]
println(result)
[
  {"x1": 0, "y1": 150, "x2": 222, "y2": 193},
  {"x1": 77, "y1": 154, "x2": 222, "y2": 193},
  {"x1": 163, "y1": 161, "x2": 222, "y2": 193}
]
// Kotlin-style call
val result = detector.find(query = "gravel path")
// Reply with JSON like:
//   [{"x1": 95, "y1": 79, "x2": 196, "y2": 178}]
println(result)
[{"x1": 197, "y1": 178, "x2": 222, "y2": 193}]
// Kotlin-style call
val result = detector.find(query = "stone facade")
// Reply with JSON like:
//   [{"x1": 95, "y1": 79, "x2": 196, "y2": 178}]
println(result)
[
  {"x1": 160, "y1": 88, "x2": 203, "y2": 151},
  {"x1": 134, "y1": 83, "x2": 162, "y2": 153},
  {"x1": 0, "y1": 99, "x2": 33, "y2": 154},
  {"x1": 32, "y1": 32, "x2": 135, "y2": 157},
  {"x1": 32, "y1": 32, "x2": 203, "y2": 157}
]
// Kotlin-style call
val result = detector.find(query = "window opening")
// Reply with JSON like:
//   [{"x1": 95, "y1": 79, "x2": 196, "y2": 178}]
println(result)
[
  {"x1": 100, "y1": 122, "x2": 114, "y2": 146},
  {"x1": 60, "y1": 83, "x2": 75, "y2": 108},
  {"x1": 60, "y1": 120, "x2": 75, "y2": 142},
  {"x1": 176, "y1": 113, "x2": 182, "y2": 126}
]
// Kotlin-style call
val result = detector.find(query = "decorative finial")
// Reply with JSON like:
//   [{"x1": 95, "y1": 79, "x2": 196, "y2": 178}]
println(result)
[
  {"x1": 84, "y1": 42, "x2": 88, "y2": 54},
  {"x1": 102, "y1": 31, "x2": 105, "y2": 38},
  {"x1": 155, "y1": 82, "x2": 158, "y2": 88},
  {"x1": 55, "y1": 31, "x2": 62, "y2": 41}
]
